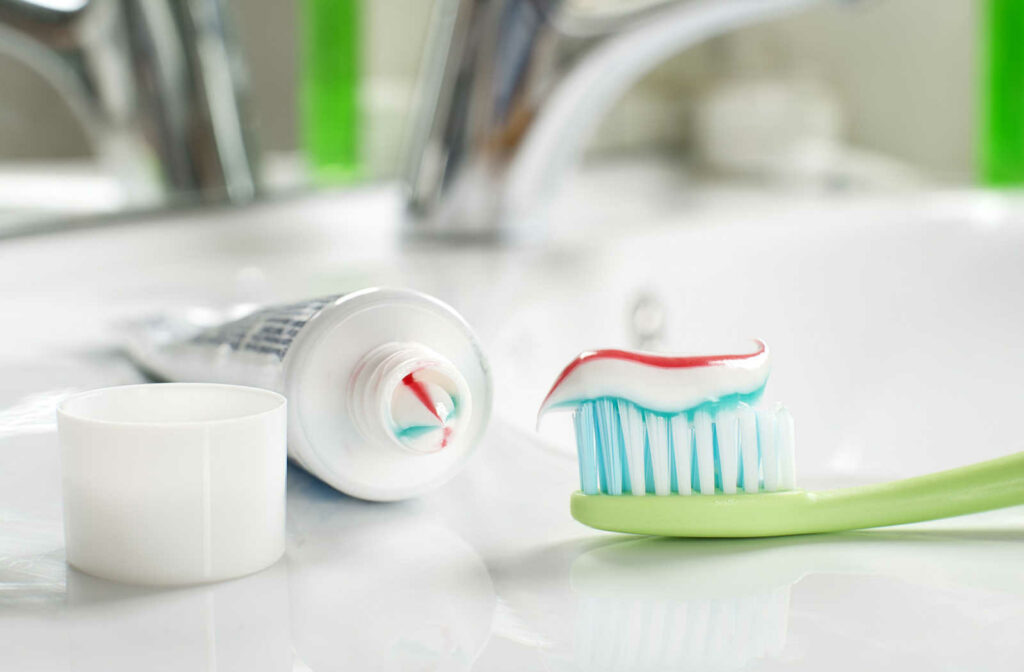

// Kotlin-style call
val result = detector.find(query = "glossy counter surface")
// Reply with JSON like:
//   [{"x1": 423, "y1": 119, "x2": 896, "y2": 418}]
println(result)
[{"x1": 2, "y1": 181, "x2": 1023, "y2": 670}]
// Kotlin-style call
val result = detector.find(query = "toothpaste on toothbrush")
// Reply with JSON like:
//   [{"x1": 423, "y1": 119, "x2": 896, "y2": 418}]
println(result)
[
  {"x1": 539, "y1": 340, "x2": 770, "y2": 417},
  {"x1": 126, "y1": 288, "x2": 492, "y2": 501},
  {"x1": 539, "y1": 340, "x2": 792, "y2": 497}
]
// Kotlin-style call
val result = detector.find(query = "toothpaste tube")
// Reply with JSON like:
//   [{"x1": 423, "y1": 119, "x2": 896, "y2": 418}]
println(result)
[{"x1": 126, "y1": 288, "x2": 492, "y2": 501}]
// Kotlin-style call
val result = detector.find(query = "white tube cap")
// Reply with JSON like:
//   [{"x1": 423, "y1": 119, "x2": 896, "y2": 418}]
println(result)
[{"x1": 57, "y1": 383, "x2": 287, "y2": 586}]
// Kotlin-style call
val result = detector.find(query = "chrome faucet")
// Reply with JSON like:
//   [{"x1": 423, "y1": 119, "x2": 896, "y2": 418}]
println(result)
[
  {"x1": 405, "y1": 0, "x2": 822, "y2": 240},
  {"x1": 0, "y1": 0, "x2": 259, "y2": 208}
]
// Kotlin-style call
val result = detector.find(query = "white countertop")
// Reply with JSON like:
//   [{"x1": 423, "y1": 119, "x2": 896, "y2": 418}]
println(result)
[{"x1": 2, "y1": 177, "x2": 1023, "y2": 670}]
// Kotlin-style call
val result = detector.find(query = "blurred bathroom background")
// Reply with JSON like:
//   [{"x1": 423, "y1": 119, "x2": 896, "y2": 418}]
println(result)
[{"x1": 0, "y1": 0, "x2": 983, "y2": 234}]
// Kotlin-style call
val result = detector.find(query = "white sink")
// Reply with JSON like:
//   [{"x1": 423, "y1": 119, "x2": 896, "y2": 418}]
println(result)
[{"x1": 1, "y1": 179, "x2": 1023, "y2": 670}]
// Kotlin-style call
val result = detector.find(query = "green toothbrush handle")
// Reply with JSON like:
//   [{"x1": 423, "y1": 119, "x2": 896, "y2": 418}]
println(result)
[{"x1": 571, "y1": 452, "x2": 1024, "y2": 538}]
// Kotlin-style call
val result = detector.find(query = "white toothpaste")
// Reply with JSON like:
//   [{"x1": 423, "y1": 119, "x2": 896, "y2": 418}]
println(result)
[
  {"x1": 126, "y1": 288, "x2": 492, "y2": 501},
  {"x1": 539, "y1": 340, "x2": 770, "y2": 416}
]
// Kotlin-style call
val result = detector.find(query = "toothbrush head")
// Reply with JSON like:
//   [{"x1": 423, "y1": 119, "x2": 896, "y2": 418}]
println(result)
[
  {"x1": 544, "y1": 343, "x2": 1024, "y2": 538},
  {"x1": 540, "y1": 342, "x2": 798, "y2": 536},
  {"x1": 573, "y1": 398, "x2": 797, "y2": 498}
]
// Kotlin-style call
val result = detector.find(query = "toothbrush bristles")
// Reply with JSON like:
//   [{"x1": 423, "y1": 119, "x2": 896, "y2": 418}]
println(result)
[{"x1": 572, "y1": 400, "x2": 795, "y2": 496}]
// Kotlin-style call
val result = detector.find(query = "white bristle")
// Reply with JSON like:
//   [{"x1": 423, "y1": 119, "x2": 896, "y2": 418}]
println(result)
[
  {"x1": 776, "y1": 406, "x2": 796, "y2": 490},
  {"x1": 738, "y1": 405, "x2": 759, "y2": 494},
  {"x1": 647, "y1": 413, "x2": 671, "y2": 496},
  {"x1": 618, "y1": 403, "x2": 647, "y2": 496},
  {"x1": 574, "y1": 399, "x2": 796, "y2": 496},
  {"x1": 715, "y1": 409, "x2": 739, "y2": 494},
  {"x1": 760, "y1": 410, "x2": 779, "y2": 491},
  {"x1": 669, "y1": 415, "x2": 691, "y2": 495},
  {"x1": 692, "y1": 410, "x2": 715, "y2": 495}
]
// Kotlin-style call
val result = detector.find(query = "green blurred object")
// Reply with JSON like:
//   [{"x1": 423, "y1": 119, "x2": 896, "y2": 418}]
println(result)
[
  {"x1": 981, "y1": 0, "x2": 1024, "y2": 185},
  {"x1": 302, "y1": 0, "x2": 362, "y2": 182}
]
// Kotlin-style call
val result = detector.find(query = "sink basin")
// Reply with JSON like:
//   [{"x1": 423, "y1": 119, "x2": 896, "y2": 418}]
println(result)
[
  {"x1": 1, "y1": 178, "x2": 1023, "y2": 670},
  {"x1": 483, "y1": 190, "x2": 1024, "y2": 482}
]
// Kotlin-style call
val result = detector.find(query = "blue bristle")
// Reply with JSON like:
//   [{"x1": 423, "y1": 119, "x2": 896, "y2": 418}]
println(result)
[
  {"x1": 668, "y1": 435, "x2": 678, "y2": 494},
  {"x1": 574, "y1": 403, "x2": 600, "y2": 495},
  {"x1": 712, "y1": 426, "x2": 723, "y2": 492},
  {"x1": 619, "y1": 415, "x2": 632, "y2": 495},
  {"x1": 690, "y1": 438, "x2": 700, "y2": 494},
  {"x1": 643, "y1": 430, "x2": 655, "y2": 494}
]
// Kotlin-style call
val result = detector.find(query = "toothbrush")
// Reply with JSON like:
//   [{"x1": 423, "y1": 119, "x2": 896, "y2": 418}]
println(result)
[{"x1": 539, "y1": 341, "x2": 1024, "y2": 537}]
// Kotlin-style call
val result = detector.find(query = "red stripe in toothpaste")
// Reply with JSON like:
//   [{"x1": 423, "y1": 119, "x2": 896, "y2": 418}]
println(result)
[
  {"x1": 402, "y1": 372, "x2": 443, "y2": 422},
  {"x1": 540, "y1": 339, "x2": 767, "y2": 410}
]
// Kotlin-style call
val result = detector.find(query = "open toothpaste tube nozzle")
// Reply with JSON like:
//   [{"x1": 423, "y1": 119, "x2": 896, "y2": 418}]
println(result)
[{"x1": 127, "y1": 288, "x2": 493, "y2": 501}]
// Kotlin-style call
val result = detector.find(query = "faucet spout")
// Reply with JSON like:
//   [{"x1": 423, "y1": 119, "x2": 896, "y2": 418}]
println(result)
[
  {"x1": 0, "y1": 0, "x2": 260, "y2": 208},
  {"x1": 406, "y1": 0, "x2": 822, "y2": 241}
]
